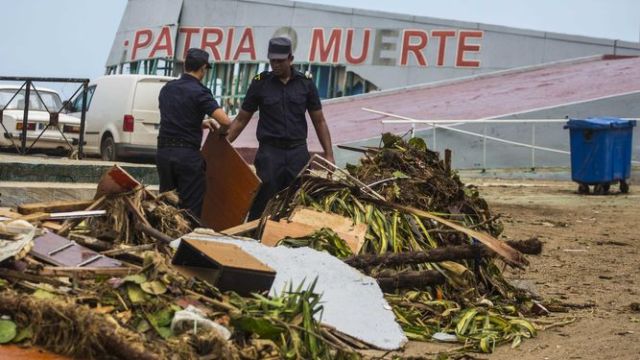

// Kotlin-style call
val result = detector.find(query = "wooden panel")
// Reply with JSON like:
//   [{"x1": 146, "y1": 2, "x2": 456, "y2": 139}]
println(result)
[
  {"x1": 290, "y1": 207, "x2": 367, "y2": 253},
  {"x1": 18, "y1": 199, "x2": 94, "y2": 215},
  {"x1": 178, "y1": 238, "x2": 273, "y2": 273},
  {"x1": 261, "y1": 220, "x2": 318, "y2": 247},
  {"x1": 261, "y1": 216, "x2": 367, "y2": 254},
  {"x1": 200, "y1": 133, "x2": 261, "y2": 231}
]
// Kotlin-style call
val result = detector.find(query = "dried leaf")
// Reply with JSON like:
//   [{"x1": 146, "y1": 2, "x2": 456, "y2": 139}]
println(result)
[
  {"x1": 141, "y1": 280, "x2": 167, "y2": 295},
  {"x1": 127, "y1": 284, "x2": 146, "y2": 304}
]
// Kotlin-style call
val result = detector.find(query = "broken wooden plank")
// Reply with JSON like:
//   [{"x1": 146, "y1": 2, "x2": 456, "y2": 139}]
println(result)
[
  {"x1": 38, "y1": 266, "x2": 138, "y2": 278},
  {"x1": 0, "y1": 208, "x2": 21, "y2": 220},
  {"x1": 16, "y1": 212, "x2": 49, "y2": 222},
  {"x1": 289, "y1": 207, "x2": 367, "y2": 253},
  {"x1": 0, "y1": 344, "x2": 72, "y2": 360},
  {"x1": 69, "y1": 234, "x2": 113, "y2": 252},
  {"x1": 0, "y1": 268, "x2": 68, "y2": 287},
  {"x1": 95, "y1": 165, "x2": 141, "y2": 198},
  {"x1": 18, "y1": 199, "x2": 94, "y2": 215},
  {"x1": 57, "y1": 195, "x2": 106, "y2": 236},
  {"x1": 220, "y1": 219, "x2": 260, "y2": 236},
  {"x1": 201, "y1": 133, "x2": 261, "y2": 231},
  {"x1": 41, "y1": 221, "x2": 63, "y2": 232},
  {"x1": 261, "y1": 218, "x2": 366, "y2": 254}
]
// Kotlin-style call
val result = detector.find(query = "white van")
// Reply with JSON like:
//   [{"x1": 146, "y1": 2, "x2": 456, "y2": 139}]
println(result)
[{"x1": 68, "y1": 75, "x2": 174, "y2": 161}]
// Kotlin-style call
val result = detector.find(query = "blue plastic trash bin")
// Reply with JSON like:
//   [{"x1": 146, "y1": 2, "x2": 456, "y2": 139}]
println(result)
[{"x1": 564, "y1": 117, "x2": 636, "y2": 194}]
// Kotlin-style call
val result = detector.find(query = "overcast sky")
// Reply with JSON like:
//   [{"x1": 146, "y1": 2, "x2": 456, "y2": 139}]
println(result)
[{"x1": 0, "y1": 0, "x2": 638, "y2": 96}]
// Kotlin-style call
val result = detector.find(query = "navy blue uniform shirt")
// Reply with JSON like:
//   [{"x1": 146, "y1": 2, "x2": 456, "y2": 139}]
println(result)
[
  {"x1": 158, "y1": 74, "x2": 219, "y2": 147},
  {"x1": 241, "y1": 69, "x2": 322, "y2": 142}
]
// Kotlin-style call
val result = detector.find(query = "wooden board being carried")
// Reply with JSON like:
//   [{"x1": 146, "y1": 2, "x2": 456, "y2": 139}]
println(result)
[
  {"x1": 200, "y1": 133, "x2": 261, "y2": 231},
  {"x1": 261, "y1": 208, "x2": 367, "y2": 254}
]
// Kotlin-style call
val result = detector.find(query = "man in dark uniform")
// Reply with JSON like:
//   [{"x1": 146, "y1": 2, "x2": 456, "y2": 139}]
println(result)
[
  {"x1": 227, "y1": 37, "x2": 334, "y2": 220},
  {"x1": 157, "y1": 48, "x2": 231, "y2": 219}
]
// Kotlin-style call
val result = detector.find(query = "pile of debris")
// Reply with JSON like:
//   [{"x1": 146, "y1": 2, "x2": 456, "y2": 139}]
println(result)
[
  {"x1": 0, "y1": 166, "x2": 362, "y2": 359},
  {"x1": 256, "y1": 134, "x2": 545, "y2": 352},
  {"x1": 0, "y1": 134, "x2": 556, "y2": 359}
]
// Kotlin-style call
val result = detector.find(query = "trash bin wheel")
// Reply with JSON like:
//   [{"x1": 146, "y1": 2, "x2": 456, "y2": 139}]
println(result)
[
  {"x1": 577, "y1": 183, "x2": 590, "y2": 194},
  {"x1": 594, "y1": 184, "x2": 610, "y2": 195},
  {"x1": 620, "y1": 180, "x2": 629, "y2": 194}
]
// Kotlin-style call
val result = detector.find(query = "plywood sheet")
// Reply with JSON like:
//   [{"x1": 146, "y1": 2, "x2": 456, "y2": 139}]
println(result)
[
  {"x1": 290, "y1": 207, "x2": 367, "y2": 253},
  {"x1": 261, "y1": 217, "x2": 366, "y2": 254},
  {"x1": 179, "y1": 238, "x2": 273, "y2": 273},
  {"x1": 18, "y1": 199, "x2": 94, "y2": 215},
  {"x1": 200, "y1": 133, "x2": 261, "y2": 231},
  {"x1": 0, "y1": 345, "x2": 71, "y2": 360}
]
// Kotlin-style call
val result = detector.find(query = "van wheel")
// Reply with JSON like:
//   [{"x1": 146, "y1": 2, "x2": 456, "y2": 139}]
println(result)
[{"x1": 100, "y1": 135, "x2": 117, "y2": 161}]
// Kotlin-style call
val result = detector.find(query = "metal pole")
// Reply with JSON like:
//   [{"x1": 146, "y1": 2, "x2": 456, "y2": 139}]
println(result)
[
  {"x1": 411, "y1": 123, "x2": 415, "y2": 138},
  {"x1": 482, "y1": 123, "x2": 487, "y2": 172},
  {"x1": 78, "y1": 81, "x2": 88, "y2": 158},
  {"x1": 20, "y1": 80, "x2": 31, "y2": 154},
  {"x1": 531, "y1": 123, "x2": 536, "y2": 170}
]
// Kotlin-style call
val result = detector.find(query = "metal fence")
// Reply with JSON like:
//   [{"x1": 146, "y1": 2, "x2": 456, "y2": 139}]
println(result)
[
  {"x1": 365, "y1": 108, "x2": 640, "y2": 171},
  {"x1": 0, "y1": 76, "x2": 89, "y2": 157}
]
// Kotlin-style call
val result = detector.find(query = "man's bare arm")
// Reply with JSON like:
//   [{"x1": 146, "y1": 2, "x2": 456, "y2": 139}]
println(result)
[
  {"x1": 309, "y1": 109, "x2": 334, "y2": 163},
  {"x1": 202, "y1": 108, "x2": 232, "y2": 132},
  {"x1": 226, "y1": 109, "x2": 254, "y2": 142}
]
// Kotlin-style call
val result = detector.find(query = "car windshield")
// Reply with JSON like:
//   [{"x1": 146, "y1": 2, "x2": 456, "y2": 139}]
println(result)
[{"x1": 0, "y1": 89, "x2": 63, "y2": 111}]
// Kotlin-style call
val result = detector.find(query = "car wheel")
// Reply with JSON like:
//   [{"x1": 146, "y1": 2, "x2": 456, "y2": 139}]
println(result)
[{"x1": 100, "y1": 134, "x2": 117, "y2": 161}]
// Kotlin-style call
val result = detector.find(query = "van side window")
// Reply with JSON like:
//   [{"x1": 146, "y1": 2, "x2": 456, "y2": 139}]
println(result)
[{"x1": 72, "y1": 85, "x2": 96, "y2": 112}]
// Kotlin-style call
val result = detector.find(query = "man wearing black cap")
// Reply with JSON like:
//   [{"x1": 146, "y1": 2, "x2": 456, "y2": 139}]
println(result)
[
  {"x1": 227, "y1": 37, "x2": 334, "y2": 220},
  {"x1": 156, "y1": 48, "x2": 231, "y2": 219}
]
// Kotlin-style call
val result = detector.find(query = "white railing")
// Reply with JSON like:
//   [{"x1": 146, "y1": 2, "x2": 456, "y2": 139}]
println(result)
[{"x1": 363, "y1": 108, "x2": 640, "y2": 170}]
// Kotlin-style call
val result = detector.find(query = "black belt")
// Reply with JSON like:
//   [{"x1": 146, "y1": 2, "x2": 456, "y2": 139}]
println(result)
[
  {"x1": 260, "y1": 138, "x2": 307, "y2": 149},
  {"x1": 157, "y1": 137, "x2": 198, "y2": 149}
]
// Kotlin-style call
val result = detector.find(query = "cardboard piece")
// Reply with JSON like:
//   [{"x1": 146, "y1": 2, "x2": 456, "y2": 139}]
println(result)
[
  {"x1": 200, "y1": 133, "x2": 261, "y2": 231},
  {"x1": 30, "y1": 232, "x2": 121, "y2": 268},
  {"x1": 172, "y1": 238, "x2": 275, "y2": 295},
  {"x1": 95, "y1": 165, "x2": 141, "y2": 198},
  {"x1": 261, "y1": 211, "x2": 367, "y2": 254}
]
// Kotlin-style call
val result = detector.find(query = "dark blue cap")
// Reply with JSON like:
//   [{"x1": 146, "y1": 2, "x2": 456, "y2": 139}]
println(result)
[
  {"x1": 186, "y1": 48, "x2": 212, "y2": 69},
  {"x1": 268, "y1": 37, "x2": 292, "y2": 60}
]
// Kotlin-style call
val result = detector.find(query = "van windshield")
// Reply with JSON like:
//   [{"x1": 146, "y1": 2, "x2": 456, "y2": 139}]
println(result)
[{"x1": 0, "y1": 89, "x2": 63, "y2": 111}]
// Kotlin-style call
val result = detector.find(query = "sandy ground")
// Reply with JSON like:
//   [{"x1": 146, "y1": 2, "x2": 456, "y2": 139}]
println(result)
[{"x1": 395, "y1": 179, "x2": 640, "y2": 360}]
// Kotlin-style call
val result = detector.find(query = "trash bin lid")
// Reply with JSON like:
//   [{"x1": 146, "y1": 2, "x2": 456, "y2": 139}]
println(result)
[{"x1": 565, "y1": 117, "x2": 637, "y2": 130}]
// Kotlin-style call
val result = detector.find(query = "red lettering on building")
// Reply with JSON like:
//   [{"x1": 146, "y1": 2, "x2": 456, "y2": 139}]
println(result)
[
  {"x1": 309, "y1": 28, "x2": 342, "y2": 64},
  {"x1": 200, "y1": 27, "x2": 224, "y2": 61},
  {"x1": 233, "y1": 28, "x2": 256, "y2": 60},
  {"x1": 225, "y1": 28, "x2": 235, "y2": 61},
  {"x1": 456, "y1": 30, "x2": 483, "y2": 67},
  {"x1": 180, "y1": 27, "x2": 200, "y2": 59},
  {"x1": 431, "y1": 30, "x2": 456, "y2": 66},
  {"x1": 345, "y1": 28, "x2": 370, "y2": 65},
  {"x1": 131, "y1": 29, "x2": 153, "y2": 61},
  {"x1": 149, "y1": 26, "x2": 174, "y2": 58},
  {"x1": 400, "y1": 30, "x2": 428, "y2": 66}
]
